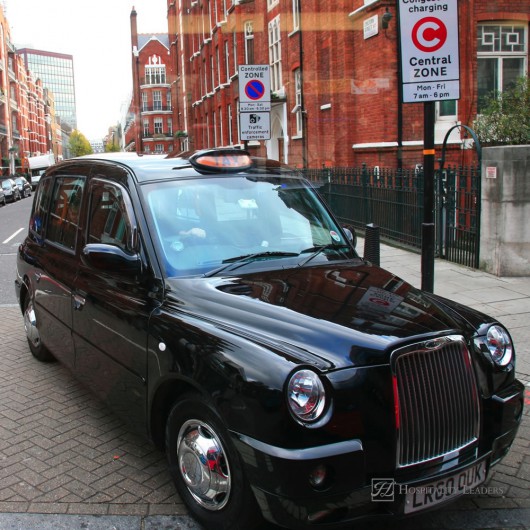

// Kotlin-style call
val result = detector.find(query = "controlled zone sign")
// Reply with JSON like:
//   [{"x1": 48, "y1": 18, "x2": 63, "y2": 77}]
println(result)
[
  {"x1": 240, "y1": 112, "x2": 271, "y2": 141},
  {"x1": 399, "y1": 0, "x2": 460, "y2": 103},
  {"x1": 238, "y1": 65, "x2": 271, "y2": 112}
]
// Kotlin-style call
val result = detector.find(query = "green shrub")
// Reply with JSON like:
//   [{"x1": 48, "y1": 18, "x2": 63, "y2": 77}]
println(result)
[{"x1": 473, "y1": 76, "x2": 530, "y2": 146}]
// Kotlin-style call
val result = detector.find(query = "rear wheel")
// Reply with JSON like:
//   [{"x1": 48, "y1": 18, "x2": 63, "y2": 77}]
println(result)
[
  {"x1": 23, "y1": 294, "x2": 55, "y2": 362},
  {"x1": 166, "y1": 394, "x2": 263, "y2": 530}
]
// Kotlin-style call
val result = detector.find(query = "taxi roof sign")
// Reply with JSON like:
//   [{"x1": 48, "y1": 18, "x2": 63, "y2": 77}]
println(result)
[{"x1": 190, "y1": 149, "x2": 253, "y2": 173}]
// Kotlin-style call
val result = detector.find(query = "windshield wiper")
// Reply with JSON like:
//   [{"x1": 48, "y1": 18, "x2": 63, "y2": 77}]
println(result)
[
  {"x1": 298, "y1": 243, "x2": 351, "y2": 267},
  {"x1": 204, "y1": 251, "x2": 299, "y2": 277}
]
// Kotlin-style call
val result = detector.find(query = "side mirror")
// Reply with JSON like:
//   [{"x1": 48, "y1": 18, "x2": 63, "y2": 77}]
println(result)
[
  {"x1": 81, "y1": 244, "x2": 142, "y2": 275},
  {"x1": 343, "y1": 226, "x2": 357, "y2": 248}
]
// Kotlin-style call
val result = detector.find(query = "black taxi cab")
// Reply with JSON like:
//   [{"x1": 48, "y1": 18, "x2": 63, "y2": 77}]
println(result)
[{"x1": 15, "y1": 149, "x2": 524, "y2": 530}]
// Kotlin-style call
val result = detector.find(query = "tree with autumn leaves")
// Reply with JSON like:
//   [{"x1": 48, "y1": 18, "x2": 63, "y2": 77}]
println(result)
[{"x1": 68, "y1": 130, "x2": 93, "y2": 157}]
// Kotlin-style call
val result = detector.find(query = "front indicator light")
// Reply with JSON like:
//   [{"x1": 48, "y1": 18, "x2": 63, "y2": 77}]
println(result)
[
  {"x1": 486, "y1": 325, "x2": 513, "y2": 366},
  {"x1": 287, "y1": 369, "x2": 326, "y2": 423}
]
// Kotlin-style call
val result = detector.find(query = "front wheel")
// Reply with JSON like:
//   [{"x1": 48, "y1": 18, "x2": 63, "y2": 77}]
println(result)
[{"x1": 166, "y1": 394, "x2": 263, "y2": 530}]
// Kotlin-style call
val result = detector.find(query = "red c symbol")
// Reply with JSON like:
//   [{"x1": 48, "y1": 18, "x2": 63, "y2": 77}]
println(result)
[{"x1": 412, "y1": 17, "x2": 447, "y2": 53}]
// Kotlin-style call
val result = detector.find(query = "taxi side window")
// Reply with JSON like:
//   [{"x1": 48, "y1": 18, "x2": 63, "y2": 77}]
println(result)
[
  {"x1": 29, "y1": 177, "x2": 53, "y2": 237},
  {"x1": 88, "y1": 180, "x2": 132, "y2": 253},
  {"x1": 46, "y1": 177, "x2": 86, "y2": 250}
]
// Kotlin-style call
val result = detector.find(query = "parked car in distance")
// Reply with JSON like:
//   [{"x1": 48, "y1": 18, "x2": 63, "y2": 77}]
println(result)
[
  {"x1": 1, "y1": 178, "x2": 21, "y2": 202},
  {"x1": 14, "y1": 175, "x2": 32, "y2": 198},
  {"x1": 30, "y1": 172, "x2": 43, "y2": 190},
  {"x1": 0, "y1": 187, "x2": 5, "y2": 206},
  {"x1": 15, "y1": 149, "x2": 524, "y2": 530}
]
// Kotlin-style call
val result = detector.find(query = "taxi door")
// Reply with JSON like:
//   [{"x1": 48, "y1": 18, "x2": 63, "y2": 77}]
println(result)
[
  {"x1": 72, "y1": 171, "x2": 161, "y2": 433},
  {"x1": 28, "y1": 172, "x2": 87, "y2": 368}
]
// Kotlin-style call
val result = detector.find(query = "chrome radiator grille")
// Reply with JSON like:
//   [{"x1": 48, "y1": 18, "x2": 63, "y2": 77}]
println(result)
[{"x1": 393, "y1": 336, "x2": 480, "y2": 467}]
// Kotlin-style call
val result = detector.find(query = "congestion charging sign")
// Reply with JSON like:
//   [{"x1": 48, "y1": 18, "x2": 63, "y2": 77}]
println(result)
[{"x1": 399, "y1": 0, "x2": 460, "y2": 103}]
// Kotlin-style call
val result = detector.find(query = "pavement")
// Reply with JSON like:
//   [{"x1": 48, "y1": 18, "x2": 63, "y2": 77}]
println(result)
[{"x1": 0, "y1": 239, "x2": 528, "y2": 530}]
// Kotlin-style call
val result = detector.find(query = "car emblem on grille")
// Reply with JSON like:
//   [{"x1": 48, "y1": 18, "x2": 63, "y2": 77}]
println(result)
[{"x1": 424, "y1": 337, "x2": 449, "y2": 350}]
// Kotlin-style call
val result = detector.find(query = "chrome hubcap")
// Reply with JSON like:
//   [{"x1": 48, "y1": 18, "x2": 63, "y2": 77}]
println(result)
[
  {"x1": 177, "y1": 419, "x2": 231, "y2": 511},
  {"x1": 24, "y1": 300, "x2": 41, "y2": 349}
]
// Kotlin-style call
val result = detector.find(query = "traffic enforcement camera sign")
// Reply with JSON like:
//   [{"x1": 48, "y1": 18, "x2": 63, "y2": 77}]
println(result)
[
  {"x1": 240, "y1": 112, "x2": 271, "y2": 141},
  {"x1": 399, "y1": 0, "x2": 460, "y2": 103}
]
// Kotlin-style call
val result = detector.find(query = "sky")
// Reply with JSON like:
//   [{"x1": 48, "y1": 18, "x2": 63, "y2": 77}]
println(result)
[{"x1": 5, "y1": 0, "x2": 168, "y2": 140}]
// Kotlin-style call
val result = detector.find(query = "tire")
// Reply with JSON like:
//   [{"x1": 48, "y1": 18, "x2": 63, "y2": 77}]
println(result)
[
  {"x1": 166, "y1": 394, "x2": 263, "y2": 530},
  {"x1": 23, "y1": 294, "x2": 56, "y2": 362}
]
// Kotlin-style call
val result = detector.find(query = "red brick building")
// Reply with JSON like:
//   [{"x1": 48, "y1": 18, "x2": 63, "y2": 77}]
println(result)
[
  {"x1": 159, "y1": 0, "x2": 528, "y2": 169},
  {"x1": 126, "y1": 8, "x2": 177, "y2": 154}
]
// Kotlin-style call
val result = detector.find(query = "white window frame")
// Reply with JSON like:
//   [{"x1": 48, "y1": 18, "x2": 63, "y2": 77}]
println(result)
[
  {"x1": 228, "y1": 103, "x2": 233, "y2": 145},
  {"x1": 477, "y1": 23, "x2": 527, "y2": 111},
  {"x1": 225, "y1": 40, "x2": 230, "y2": 83},
  {"x1": 292, "y1": 0, "x2": 300, "y2": 32},
  {"x1": 244, "y1": 21, "x2": 254, "y2": 65},
  {"x1": 294, "y1": 68, "x2": 303, "y2": 137},
  {"x1": 269, "y1": 16, "x2": 282, "y2": 92},
  {"x1": 153, "y1": 90, "x2": 162, "y2": 111}
]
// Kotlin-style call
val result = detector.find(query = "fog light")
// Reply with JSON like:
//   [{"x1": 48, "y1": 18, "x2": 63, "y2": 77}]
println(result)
[
  {"x1": 309, "y1": 464, "x2": 327, "y2": 488},
  {"x1": 513, "y1": 399, "x2": 523, "y2": 422}
]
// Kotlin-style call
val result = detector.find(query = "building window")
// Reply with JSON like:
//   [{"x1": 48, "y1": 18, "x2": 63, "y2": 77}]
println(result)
[
  {"x1": 244, "y1": 21, "x2": 254, "y2": 64},
  {"x1": 292, "y1": 0, "x2": 300, "y2": 32},
  {"x1": 154, "y1": 118, "x2": 163, "y2": 135},
  {"x1": 436, "y1": 100, "x2": 457, "y2": 121},
  {"x1": 267, "y1": 0, "x2": 279, "y2": 10},
  {"x1": 225, "y1": 40, "x2": 230, "y2": 82},
  {"x1": 294, "y1": 68, "x2": 303, "y2": 136},
  {"x1": 216, "y1": 46, "x2": 221, "y2": 87},
  {"x1": 210, "y1": 56, "x2": 215, "y2": 92},
  {"x1": 143, "y1": 119, "x2": 150, "y2": 137},
  {"x1": 153, "y1": 91, "x2": 162, "y2": 111},
  {"x1": 145, "y1": 65, "x2": 166, "y2": 85},
  {"x1": 213, "y1": 111, "x2": 218, "y2": 146},
  {"x1": 204, "y1": 58, "x2": 208, "y2": 95},
  {"x1": 167, "y1": 117, "x2": 173, "y2": 136},
  {"x1": 142, "y1": 92, "x2": 148, "y2": 111},
  {"x1": 166, "y1": 90, "x2": 172, "y2": 110},
  {"x1": 219, "y1": 108, "x2": 223, "y2": 146},
  {"x1": 269, "y1": 17, "x2": 282, "y2": 92},
  {"x1": 477, "y1": 23, "x2": 527, "y2": 111},
  {"x1": 232, "y1": 31, "x2": 238, "y2": 76},
  {"x1": 228, "y1": 104, "x2": 233, "y2": 145},
  {"x1": 155, "y1": 144, "x2": 164, "y2": 153}
]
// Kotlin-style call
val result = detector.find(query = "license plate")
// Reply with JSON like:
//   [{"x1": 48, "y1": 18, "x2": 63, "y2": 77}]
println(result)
[{"x1": 404, "y1": 460, "x2": 487, "y2": 514}]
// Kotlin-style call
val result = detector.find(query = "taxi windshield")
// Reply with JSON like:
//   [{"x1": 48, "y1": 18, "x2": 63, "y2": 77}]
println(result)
[{"x1": 143, "y1": 175, "x2": 355, "y2": 277}]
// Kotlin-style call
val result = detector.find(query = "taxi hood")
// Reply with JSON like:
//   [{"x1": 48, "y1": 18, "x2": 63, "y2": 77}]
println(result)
[{"x1": 165, "y1": 262, "x2": 491, "y2": 370}]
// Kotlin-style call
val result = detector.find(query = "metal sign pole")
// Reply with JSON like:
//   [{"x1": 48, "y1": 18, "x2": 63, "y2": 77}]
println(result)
[
  {"x1": 398, "y1": 0, "x2": 460, "y2": 293},
  {"x1": 422, "y1": 101, "x2": 436, "y2": 292}
]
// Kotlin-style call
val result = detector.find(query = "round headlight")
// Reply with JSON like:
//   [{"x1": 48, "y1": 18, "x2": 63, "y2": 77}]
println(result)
[
  {"x1": 287, "y1": 369, "x2": 326, "y2": 423},
  {"x1": 486, "y1": 325, "x2": 513, "y2": 366}
]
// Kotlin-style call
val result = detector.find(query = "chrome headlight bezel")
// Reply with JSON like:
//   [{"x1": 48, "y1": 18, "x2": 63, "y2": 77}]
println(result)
[
  {"x1": 286, "y1": 369, "x2": 327, "y2": 425},
  {"x1": 483, "y1": 325, "x2": 514, "y2": 367}
]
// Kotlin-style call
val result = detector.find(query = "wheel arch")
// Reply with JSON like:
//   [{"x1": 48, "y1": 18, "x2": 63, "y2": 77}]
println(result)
[{"x1": 149, "y1": 377, "x2": 206, "y2": 451}]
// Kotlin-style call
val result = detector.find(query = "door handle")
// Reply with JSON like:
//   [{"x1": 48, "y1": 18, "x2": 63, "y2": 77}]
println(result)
[{"x1": 73, "y1": 294, "x2": 86, "y2": 311}]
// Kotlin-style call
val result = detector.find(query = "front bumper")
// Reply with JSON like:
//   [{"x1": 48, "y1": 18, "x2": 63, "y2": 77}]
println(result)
[{"x1": 231, "y1": 379, "x2": 524, "y2": 529}]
